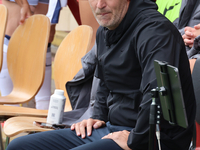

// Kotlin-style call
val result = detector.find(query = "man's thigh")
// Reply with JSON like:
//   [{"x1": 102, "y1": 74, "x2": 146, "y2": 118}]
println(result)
[
  {"x1": 71, "y1": 139, "x2": 123, "y2": 150},
  {"x1": 7, "y1": 127, "x2": 110, "y2": 150}
]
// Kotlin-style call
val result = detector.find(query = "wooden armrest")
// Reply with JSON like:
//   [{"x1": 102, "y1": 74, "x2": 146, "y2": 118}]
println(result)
[
  {"x1": 0, "y1": 105, "x2": 48, "y2": 118},
  {"x1": 4, "y1": 117, "x2": 51, "y2": 137}
]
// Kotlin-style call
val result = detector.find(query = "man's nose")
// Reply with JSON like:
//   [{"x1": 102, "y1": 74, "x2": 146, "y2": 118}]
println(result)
[{"x1": 96, "y1": 0, "x2": 106, "y2": 9}]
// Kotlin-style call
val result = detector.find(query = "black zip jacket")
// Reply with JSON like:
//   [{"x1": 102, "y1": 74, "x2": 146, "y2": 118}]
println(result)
[{"x1": 92, "y1": 0, "x2": 196, "y2": 149}]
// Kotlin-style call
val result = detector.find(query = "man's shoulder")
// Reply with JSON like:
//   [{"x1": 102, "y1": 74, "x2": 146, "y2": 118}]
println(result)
[
  {"x1": 134, "y1": 10, "x2": 183, "y2": 45},
  {"x1": 135, "y1": 9, "x2": 177, "y2": 33},
  {"x1": 145, "y1": 10, "x2": 179, "y2": 31}
]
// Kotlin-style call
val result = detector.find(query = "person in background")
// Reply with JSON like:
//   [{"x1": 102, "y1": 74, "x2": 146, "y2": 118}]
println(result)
[
  {"x1": 173, "y1": 0, "x2": 200, "y2": 59},
  {"x1": 16, "y1": 0, "x2": 99, "y2": 50},
  {"x1": 181, "y1": 23, "x2": 200, "y2": 58},
  {"x1": 156, "y1": 0, "x2": 182, "y2": 22}
]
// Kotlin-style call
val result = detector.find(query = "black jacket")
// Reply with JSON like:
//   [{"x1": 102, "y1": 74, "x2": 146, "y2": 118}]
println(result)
[
  {"x1": 64, "y1": 46, "x2": 98, "y2": 126},
  {"x1": 92, "y1": 0, "x2": 196, "y2": 149}
]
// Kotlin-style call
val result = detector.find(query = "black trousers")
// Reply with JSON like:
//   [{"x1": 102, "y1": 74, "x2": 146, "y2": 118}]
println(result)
[{"x1": 6, "y1": 122, "x2": 133, "y2": 150}]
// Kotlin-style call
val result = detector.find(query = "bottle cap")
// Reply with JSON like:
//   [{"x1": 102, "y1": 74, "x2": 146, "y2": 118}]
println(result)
[{"x1": 54, "y1": 89, "x2": 64, "y2": 95}]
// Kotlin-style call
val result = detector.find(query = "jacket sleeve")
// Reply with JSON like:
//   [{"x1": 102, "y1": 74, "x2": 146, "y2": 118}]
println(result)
[
  {"x1": 91, "y1": 79, "x2": 110, "y2": 122},
  {"x1": 173, "y1": 18, "x2": 185, "y2": 35},
  {"x1": 127, "y1": 21, "x2": 187, "y2": 149}
]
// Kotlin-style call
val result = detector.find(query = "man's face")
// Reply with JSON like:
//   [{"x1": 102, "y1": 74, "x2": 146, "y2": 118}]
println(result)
[{"x1": 89, "y1": 0, "x2": 130, "y2": 30}]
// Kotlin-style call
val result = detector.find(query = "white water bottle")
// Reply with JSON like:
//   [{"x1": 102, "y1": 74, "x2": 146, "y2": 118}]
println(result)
[{"x1": 47, "y1": 89, "x2": 66, "y2": 124}]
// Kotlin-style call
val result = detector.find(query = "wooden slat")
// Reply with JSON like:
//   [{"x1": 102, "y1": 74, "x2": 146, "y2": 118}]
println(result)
[
  {"x1": 0, "y1": 4, "x2": 7, "y2": 72},
  {"x1": 79, "y1": 0, "x2": 99, "y2": 51},
  {"x1": 0, "y1": 105, "x2": 48, "y2": 117}
]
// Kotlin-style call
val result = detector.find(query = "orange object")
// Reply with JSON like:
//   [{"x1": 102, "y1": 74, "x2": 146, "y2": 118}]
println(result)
[
  {"x1": 196, "y1": 122, "x2": 200, "y2": 148},
  {"x1": 0, "y1": 4, "x2": 7, "y2": 72},
  {"x1": 1, "y1": 122, "x2": 4, "y2": 128},
  {"x1": 79, "y1": 0, "x2": 99, "y2": 50}
]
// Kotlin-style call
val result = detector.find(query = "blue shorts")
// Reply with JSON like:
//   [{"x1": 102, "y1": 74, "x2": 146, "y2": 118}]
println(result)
[
  {"x1": 9, "y1": 0, "x2": 49, "y2": 5},
  {"x1": 38, "y1": 0, "x2": 49, "y2": 4}
]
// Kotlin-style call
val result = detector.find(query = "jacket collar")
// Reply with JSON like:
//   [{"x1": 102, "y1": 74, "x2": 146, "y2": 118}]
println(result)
[{"x1": 103, "y1": 0, "x2": 158, "y2": 47}]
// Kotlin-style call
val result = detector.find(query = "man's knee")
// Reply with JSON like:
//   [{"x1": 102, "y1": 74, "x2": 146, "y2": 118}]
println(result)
[{"x1": 7, "y1": 136, "x2": 29, "y2": 150}]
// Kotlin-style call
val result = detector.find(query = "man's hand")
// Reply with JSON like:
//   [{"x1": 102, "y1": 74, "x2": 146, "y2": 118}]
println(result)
[
  {"x1": 15, "y1": 0, "x2": 33, "y2": 24},
  {"x1": 19, "y1": 4, "x2": 33, "y2": 24},
  {"x1": 102, "y1": 130, "x2": 131, "y2": 150},
  {"x1": 183, "y1": 26, "x2": 200, "y2": 47},
  {"x1": 183, "y1": 27, "x2": 196, "y2": 47},
  {"x1": 71, "y1": 118, "x2": 106, "y2": 138},
  {"x1": 194, "y1": 23, "x2": 200, "y2": 30}
]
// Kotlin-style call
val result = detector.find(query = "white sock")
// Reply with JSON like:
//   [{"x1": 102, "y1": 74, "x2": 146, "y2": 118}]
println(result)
[
  {"x1": 35, "y1": 50, "x2": 52, "y2": 110},
  {"x1": 0, "y1": 38, "x2": 19, "y2": 106},
  {"x1": 0, "y1": 39, "x2": 13, "y2": 96}
]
